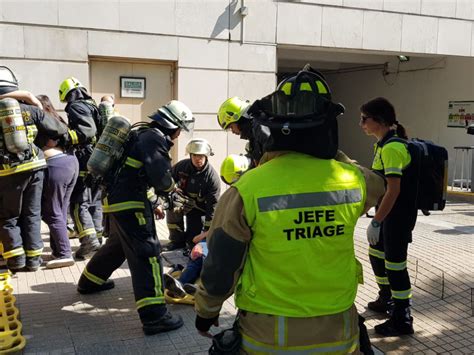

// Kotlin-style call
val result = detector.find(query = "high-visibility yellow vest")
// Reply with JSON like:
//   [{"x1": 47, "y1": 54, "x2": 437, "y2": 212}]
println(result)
[{"x1": 234, "y1": 152, "x2": 366, "y2": 317}]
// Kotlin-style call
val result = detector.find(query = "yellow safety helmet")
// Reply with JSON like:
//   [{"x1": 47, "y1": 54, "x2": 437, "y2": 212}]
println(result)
[
  {"x1": 217, "y1": 97, "x2": 251, "y2": 130},
  {"x1": 59, "y1": 77, "x2": 83, "y2": 102},
  {"x1": 220, "y1": 154, "x2": 250, "y2": 185}
]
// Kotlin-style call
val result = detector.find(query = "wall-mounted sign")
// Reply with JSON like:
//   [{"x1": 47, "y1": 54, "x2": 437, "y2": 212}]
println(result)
[
  {"x1": 120, "y1": 76, "x2": 146, "y2": 98},
  {"x1": 448, "y1": 101, "x2": 474, "y2": 128}
]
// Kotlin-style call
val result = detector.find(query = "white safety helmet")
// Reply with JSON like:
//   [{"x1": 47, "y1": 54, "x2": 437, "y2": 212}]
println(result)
[
  {"x1": 185, "y1": 138, "x2": 214, "y2": 157},
  {"x1": 149, "y1": 100, "x2": 195, "y2": 132},
  {"x1": 0, "y1": 66, "x2": 19, "y2": 95}
]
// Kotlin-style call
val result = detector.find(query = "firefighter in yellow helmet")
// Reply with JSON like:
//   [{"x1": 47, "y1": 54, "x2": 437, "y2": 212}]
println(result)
[
  {"x1": 220, "y1": 154, "x2": 250, "y2": 185},
  {"x1": 164, "y1": 138, "x2": 221, "y2": 252},
  {"x1": 217, "y1": 97, "x2": 269, "y2": 167},
  {"x1": 195, "y1": 65, "x2": 385, "y2": 354},
  {"x1": 59, "y1": 76, "x2": 105, "y2": 259}
]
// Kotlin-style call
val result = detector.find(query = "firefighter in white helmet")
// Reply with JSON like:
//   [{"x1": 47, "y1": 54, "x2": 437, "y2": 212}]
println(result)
[
  {"x1": 77, "y1": 100, "x2": 194, "y2": 335},
  {"x1": 164, "y1": 138, "x2": 221, "y2": 252}
]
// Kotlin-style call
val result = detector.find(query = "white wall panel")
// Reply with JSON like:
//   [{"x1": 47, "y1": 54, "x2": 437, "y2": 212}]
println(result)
[
  {"x1": 229, "y1": 0, "x2": 277, "y2": 43},
  {"x1": 176, "y1": 0, "x2": 229, "y2": 40},
  {"x1": 421, "y1": 0, "x2": 456, "y2": 18},
  {"x1": 228, "y1": 43, "x2": 276, "y2": 72},
  {"x1": 177, "y1": 68, "x2": 228, "y2": 113},
  {"x1": 401, "y1": 15, "x2": 438, "y2": 54},
  {"x1": 178, "y1": 38, "x2": 228, "y2": 70},
  {"x1": 362, "y1": 11, "x2": 402, "y2": 51},
  {"x1": 0, "y1": 0, "x2": 58, "y2": 25},
  {"x1": 277, "y1": 2, "x2": 323, "y2": 46},
  {"x1": 322, "y1": 7, "x2": 364, "y2": 49},
  {"x1": 455, "y1": 0, "x2": 474, "y2": 20},
  {"x1": 58, "y1": 0, "x2": 120, "y2": 30},
  {"x1": 0, "y1": 25, "x2": 24, "y2": 58},
  {"x1": 88, "y1": 31, "x2": 178, "y2": 61},
  {"x1": 228, "y1": 72, "x2": 276, "y2": 103},
  {"x1": 24, "y1": 27, "x2": 87, "y2": 61},
  {"x1": 437, "y1": 19, "x2": 472, "y2": 56},
  {"x1": 344, "y1": 0, "x2": 383, "y2": 10},
  {"x1": 119, "y1": 0, "x2": 176, "y2": 35},
  {"x1": 383, "y1": 0, "x2": 421, "y2": 14}
]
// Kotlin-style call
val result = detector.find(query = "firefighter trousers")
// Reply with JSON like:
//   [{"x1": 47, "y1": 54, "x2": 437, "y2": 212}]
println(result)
[
  {"x1": 369, "y1": 216, "x2": 413, "y2": 308},
  {"x1": 0, "y1": 169, "x2": 44, "y2": 263},
  {"x1": 70, "y1": 177, "x2": 103, "y2": 242},
  {"x1": 166, "y1": 209, "x2": 204, "y2": 246},
  {"x1": 80, "y1": 206, "x2": 167, "y2": 324}
]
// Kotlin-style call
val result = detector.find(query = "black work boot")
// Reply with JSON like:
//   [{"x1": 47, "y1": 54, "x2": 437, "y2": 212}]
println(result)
[
  {"x1": 367, "y1": 286, "x2": 393, "y2": 315},
  {"x1": 163, "y1": 241, "x2": 186, "y2": 251},
  {"x1": 75, "y1": 236, "x2": 101, "y2": 260},
  {"x1": 26, "y1": 256, "x2": 43, "y2": 271},
  {"x1": 367, "y1": 295, "x2": 394, "y2": 314},
  {"x1": 142, "y1": 311, "x2": 184, "y2": 336},
  {"x1": 6, "y1": 255, "x2": 26, "y2": 272},
  {"x1": 374, "y1": 305, "x2": 414, "y2": 337},
  {"x1": 77, "y1": 274, "x2": 115, "y2": 294}
]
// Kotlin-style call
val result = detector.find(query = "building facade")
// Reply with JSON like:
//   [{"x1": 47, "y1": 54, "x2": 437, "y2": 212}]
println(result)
[{"x1": 1, "y1": 0, "x2": 473, "y2": 180}]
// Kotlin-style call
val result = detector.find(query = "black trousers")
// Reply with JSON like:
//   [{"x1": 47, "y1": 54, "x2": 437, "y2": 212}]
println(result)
[
  {"x1": 369, "y1": 215, "x2": 414, "y2": 307},
  {"x1": 166, "y1": 209, "x2": 204, "y2": 246},
  {"x1": 0, "y1": 169, "x2": 44, "y2": 261},
  {"x1": 80, "y1": 203, "x2": 167, "y2": 324},
  {"x1": 70, "y1": 176, "x2": 103, "y2": 240}
]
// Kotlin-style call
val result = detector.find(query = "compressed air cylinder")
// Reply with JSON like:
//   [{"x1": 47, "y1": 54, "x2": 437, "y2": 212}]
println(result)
[
  {"x1": 98, "y1": 101, "x2": 115, "y2": 123},
  {"x1": 87, "y1": 115, "x2": 131, "y2": 178},
  {"x1": 0, "y1": 98, "x2": 29, "y2": 154}
]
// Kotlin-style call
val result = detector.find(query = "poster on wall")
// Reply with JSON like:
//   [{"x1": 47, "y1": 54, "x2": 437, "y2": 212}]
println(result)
[
  {"x1": 120, "y1": 77, "x2": 146, "y2": 98},
  {"x1": 447, "y1": 101, "x2": 474, "y2": 128}
]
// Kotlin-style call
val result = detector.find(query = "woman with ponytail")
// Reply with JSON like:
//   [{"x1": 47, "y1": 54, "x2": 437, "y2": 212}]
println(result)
[{"x1": 359, "y1": 97, "x2": 417, "y2": 337}]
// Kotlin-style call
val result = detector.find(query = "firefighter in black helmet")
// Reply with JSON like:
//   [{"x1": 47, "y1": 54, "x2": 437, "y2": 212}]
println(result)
[
  {"x1": 77, "y1": 100, "x2": 194, "y2": 335},
  {"x1": 0, "y1": 66, "x2": 68, "y2": 271},
  {"x1": 195, "y1": 66, "x2": 383, "y2": 354}
]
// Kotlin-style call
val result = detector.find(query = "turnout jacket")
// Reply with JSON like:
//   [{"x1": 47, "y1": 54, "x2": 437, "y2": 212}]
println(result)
[
  {"x1": 0, "y1": 103, "x2": 68, "y2": 177},
  {"x1": 172, "y1": 158, "x2": 221, "y2": 231},
  {"x1": 103, "y1": 127, "x2": 175, "y2": 214},
  {"x1": 195, "y1": 151, "x2": 385, "y2": 350}
]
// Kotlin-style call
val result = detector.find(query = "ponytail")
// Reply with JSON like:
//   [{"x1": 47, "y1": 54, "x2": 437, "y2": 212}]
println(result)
[{"x1": 395, "y1": 122, "x2": 408, "y2": 139}]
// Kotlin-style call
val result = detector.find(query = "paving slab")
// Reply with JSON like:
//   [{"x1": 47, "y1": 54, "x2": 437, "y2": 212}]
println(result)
[{"x1": 4, "y1": 199, "x2": 474, "y2": 354}]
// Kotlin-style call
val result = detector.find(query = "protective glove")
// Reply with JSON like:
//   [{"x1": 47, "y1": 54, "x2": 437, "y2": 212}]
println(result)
[
  {"x1": 169, "y1": 190, "x2": 196, "y2": 214},
  {"x1": 195, "y1": 314, "x2": 219, "y2": 333},
  {"x1": 367, "y1": 219, "x2": 381, "y2": 245}
]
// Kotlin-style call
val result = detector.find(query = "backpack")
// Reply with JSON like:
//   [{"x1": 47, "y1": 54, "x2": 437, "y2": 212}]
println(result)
[{"x1": 387, "y1": 137, "x2": 448, "y2": 211}]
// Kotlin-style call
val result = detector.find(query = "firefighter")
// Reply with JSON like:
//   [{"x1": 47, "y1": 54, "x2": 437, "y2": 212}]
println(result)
[
  {"x1": 0, "y1": 66, "x2": 68, "y2": 271},
  {"x1": 77, "y1": 100, "x2": 194, "y2": 335},
  {"x1": 195, "y1": 67, "x2": 385, "y2": 353},
  {"x1": 217, "y1": 97, "x2": 269, "y2": 167},
  {"x1": 219, "y1": 154, "x2": 250, "y2": 185},
  {"x1": 164, "y1": 138, "x2": 221, "y2": 251},
  {"x1": 360, "y1": 97, "x2": 416, "y2": 336},
  {"x1": 59, "y1": 77, "x2": 103, "y2": 259}
]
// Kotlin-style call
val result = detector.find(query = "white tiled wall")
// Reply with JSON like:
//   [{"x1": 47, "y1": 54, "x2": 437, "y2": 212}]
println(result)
[
  {"x1": 362, "y1": 11, "x2": 403, "y2": 51},
  {"x1": 88, "y1": 31, "x2": 178, "y2": 61},
  {"x1": 178, "y1": 38, "x2": 228, "y2": 70},
  {"x1": 437, "y1": 19, "x2": 472, "y2": 56},
  {"x1": 24, "y1": 27, "x2": 87, "y2": 61},
  {"x1": 401, "y1": 15, "x2": 438, "y2": 54},
  {"x1": 321, "y1": 7, "x2": 364, "y2": 49},
  {"x1": 276, "y1": 2, "x2": 323, "y2": 46},
  {"x1": 0, "y1": 24, "x2": 24, "y2": 58}
]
